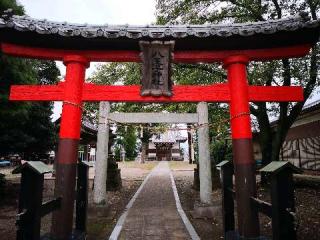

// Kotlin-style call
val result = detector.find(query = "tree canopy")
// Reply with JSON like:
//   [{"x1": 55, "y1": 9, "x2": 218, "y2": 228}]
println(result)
[
  {"x1": 156, "y1": 0, "x2": 320, "y2": 165},
  {"x1": 85, "y1": 1, "x2": 319, "y2": 167},
  {"x1": 0, "y1": 0, "x2": 60, "y2": 158}
]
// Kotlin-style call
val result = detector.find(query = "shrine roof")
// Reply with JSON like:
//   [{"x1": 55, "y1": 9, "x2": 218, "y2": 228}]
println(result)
[{"x1": 0, "y1": 10, "x2": 319, "y2": 51}]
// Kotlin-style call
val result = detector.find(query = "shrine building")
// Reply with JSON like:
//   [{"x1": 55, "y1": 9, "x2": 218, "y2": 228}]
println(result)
[
  {"x1": 253, "y1": 99, "x2": 320, "y2": 171},
  {"x1": 147, "y1": 131, "x2": 187, "y2": 161}
]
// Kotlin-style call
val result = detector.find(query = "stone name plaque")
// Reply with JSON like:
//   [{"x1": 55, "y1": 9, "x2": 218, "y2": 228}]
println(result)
[{"x1": 140, "y1": 41, "x2": 174, "y2": 97}]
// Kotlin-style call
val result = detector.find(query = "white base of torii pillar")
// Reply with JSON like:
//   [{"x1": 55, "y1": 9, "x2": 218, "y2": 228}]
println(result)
[
  {"x1": 197, "y1": 102, "x2": 213, "y2": 204},
  {"x1": 93, "y1": 101, "x2": 110, "y2": 205}
]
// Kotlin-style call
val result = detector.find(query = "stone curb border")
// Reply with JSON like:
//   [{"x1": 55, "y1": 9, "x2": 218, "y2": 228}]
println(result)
[
  {"x1": 108, "y1": 163, "x2": 158, "y2": 240},
  {"x1": 169, "y1": 166, "x2": 200, "y2": 240}
]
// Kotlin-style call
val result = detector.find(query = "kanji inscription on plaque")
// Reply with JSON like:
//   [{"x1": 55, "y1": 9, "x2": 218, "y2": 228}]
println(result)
[{"x1": 140, "y1": 41, "x2": 174, "y2": 96}]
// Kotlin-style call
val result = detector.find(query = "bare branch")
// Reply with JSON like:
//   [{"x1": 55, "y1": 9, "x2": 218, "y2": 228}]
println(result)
[
  {"x1": 250, "y1": 105, "x2": 259, "y2": 116},
  {"x1": 307, "y1": 0, "x2": 319, "y2": 20},
  {"x1": 288, "y1": 44, "x2": 319, "y2": 126},
  {"x1": 271, "y1": 0, "x2": 282, "y2": 18}
]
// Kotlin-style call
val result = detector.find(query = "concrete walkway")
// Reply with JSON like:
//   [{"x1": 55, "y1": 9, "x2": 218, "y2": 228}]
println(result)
[{"x1": 111, "y1": 161, "x2": 198, "y2": 240}]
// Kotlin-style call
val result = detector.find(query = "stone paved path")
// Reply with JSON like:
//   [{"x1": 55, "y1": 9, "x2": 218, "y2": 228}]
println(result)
[{"x1": 118, "y1": 161, "x2": 193, "y2": 240}]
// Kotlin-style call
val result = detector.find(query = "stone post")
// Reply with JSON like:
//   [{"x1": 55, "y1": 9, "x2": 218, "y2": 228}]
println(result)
[
  {"x1": 197, "y1": 102, "x2": 213, "y2": 204},
  {"x1": 190, "y1": 129, "x2": 195, "y2": 163},
  {"x1": 187, "y1": 124, "x2": 193, "y2": 164},
  {"x1": 93, "y1": 101, "x2": 110, "y2": 205},
  {"x1": 120, "y1": 146, "x2": 126, "y2": 162}
]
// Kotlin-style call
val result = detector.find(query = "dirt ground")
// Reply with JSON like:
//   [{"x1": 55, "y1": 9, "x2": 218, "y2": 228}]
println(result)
[
  {"x1": 0, "y1": 161, "x2": 157, "y2": 240},
  {"x1": 1, "y1": 161, "x2": 319, "y2": 240},
  {"x1": 170, "y1": 162, "x2": 224, "y2": 240},
  {"x1": 257, "y1": 185, "x2": 320, "y2": 240},
  {"x1": 170, "y1": 162, "x2": 320, "y2": 240}
]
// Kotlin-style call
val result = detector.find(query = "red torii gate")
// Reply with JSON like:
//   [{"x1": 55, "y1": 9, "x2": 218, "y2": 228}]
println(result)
[{"x1": 1, "y1": 11, "x2": 319, "y2": 240}]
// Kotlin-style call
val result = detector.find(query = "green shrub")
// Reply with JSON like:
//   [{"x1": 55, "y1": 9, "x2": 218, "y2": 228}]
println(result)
[{"x1": 211, "y1": 140, "x2": 233, "y2": 164}]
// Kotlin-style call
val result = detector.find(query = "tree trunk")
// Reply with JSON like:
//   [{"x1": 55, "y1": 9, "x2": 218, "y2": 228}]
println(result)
[
  {"x1": 254, "y1": 103, "x2": 273, "y2": 184},
  {"x1": 255, "y1": 40, "x2": 318, "y2": 178},
  {"x1": 255, "y1": 103, "x2": 273, "y2": 165}
]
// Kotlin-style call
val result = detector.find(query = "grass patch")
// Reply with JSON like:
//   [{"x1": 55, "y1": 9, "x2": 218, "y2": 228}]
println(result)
[
  {"x1": 118, "y1": 161, "x2": 158, "y2": 170},
  {"x1": 87, "y1": 221, "x2": 106, "y2": 233},
  {"x1": 87, "y1": 219, "x2": 110, "y2": 239},
  {"x1": 169, "y1": 161, "x2": 196, "y2": 170}
]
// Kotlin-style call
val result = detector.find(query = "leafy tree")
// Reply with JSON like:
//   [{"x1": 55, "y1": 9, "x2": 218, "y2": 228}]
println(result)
[
  {"x1": 114, "y1": 125, "x2": 137, "y2": 161},
  {"x1": 156, "y1": 0, "x2": 320, "y2": 167},
  {"x1": 88, "y1": 2, "x2": 320, "y2": 172},
  {"x1": 21, "y1": 61, "x2": 60, "y2": 159},
  {"x1": 211, "y1": 139, "x2": 232, "y2": 164},
  {"x1": 0, "y1": 56, "x2": 36, "y2": 155},
  {"x1": 0, "y1": 58, "x2": 60, "y2": 158},
  {"x1": 0, "y1": 1, "x2": 60, "y2": 158},
  {"x1": 0, "y1": 0, "x2": 24, "y2": 14}
]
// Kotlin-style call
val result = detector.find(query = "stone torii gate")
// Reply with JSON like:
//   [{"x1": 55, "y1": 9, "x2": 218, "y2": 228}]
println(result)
[
  {"x1": 93, "y1": 101, "x2": 213, "y2": 205},
  {"x1": 1, "y1": 11, "x2": 319, "y2": 239}
]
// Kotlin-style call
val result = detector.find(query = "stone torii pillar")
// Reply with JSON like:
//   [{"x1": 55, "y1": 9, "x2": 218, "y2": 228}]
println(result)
[
  {"x1": 93, "y1": 101, "x2": 110, "y2": 205},
  {"x1": 197, "y1": 102, "x2": 213, "y2": 204}
]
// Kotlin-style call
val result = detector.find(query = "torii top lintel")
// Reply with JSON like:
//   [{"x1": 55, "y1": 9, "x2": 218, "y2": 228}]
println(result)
[
  {"x1": 2, "y1": 11, "x2": 320, "y2": 105},
  {"x1": 0, "y1": 11, "x2": 319, "y2": 62}
]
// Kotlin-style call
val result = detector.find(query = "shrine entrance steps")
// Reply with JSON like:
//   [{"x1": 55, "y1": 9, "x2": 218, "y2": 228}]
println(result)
[{"x1": 110, "y1": 161, "x2": 199, "y2": 240}]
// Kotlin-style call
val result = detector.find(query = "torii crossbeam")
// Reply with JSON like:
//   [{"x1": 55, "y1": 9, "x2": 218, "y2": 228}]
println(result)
[
  {"x1": 1, "y1": 11, "x2": 319, "y2": 240},
  {"x1": 10, "y1": 82, "x2": 303, "y2": 102}
]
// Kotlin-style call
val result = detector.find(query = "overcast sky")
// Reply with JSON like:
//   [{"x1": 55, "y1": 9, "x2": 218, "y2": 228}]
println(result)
[
  {"x1": 18, "y1": 0, "x2": 156, "y2": 25},
  {"x1": 18, "y1": 0, "x2": 157, "y2": 121}
]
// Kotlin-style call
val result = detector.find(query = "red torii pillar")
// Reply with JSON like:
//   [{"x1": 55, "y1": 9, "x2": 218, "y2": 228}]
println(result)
[
  {"x1": 224, "y1": 55, "x2": 260, "y2": 237},
  {"x1": 51, "y1": 56, "x2": 89, "y2": 239}
]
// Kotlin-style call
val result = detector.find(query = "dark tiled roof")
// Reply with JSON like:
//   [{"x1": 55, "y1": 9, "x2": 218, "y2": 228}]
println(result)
[
  {"x1": 82, "y1": 120, "x2": 98, "y2": 132},
  {"x1": 55, "y1": 117, "x2": 97, "y2": 133},
  {"x1": 0, "y1": 10, "x2": 319, "y2": 51},
  {"x1": 0, "y1": 10, "x2": 318, "y2": 39},
  {"x1": 265, "y1": 100, "x2": 320, "y2": 130},
  {"x1": 302, "y1": 99, "x2": 320, "y2": 112}
]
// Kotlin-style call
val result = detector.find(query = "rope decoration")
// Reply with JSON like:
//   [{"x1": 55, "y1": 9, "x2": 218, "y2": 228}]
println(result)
[
  {"x1": 230, "y1": 112, "x2": 251, "y2": 121},
  {"x1": 95, "y1": 112, "x2": 252, "y2": 134},
  {"x1": 63, "y1": 101, "x2": 83, "y2": 110}
]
